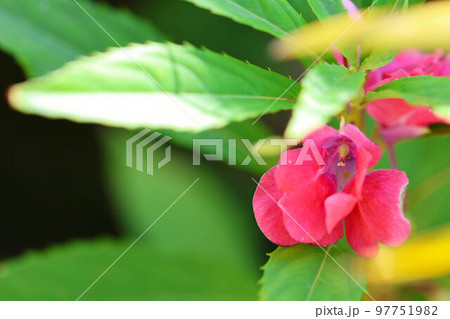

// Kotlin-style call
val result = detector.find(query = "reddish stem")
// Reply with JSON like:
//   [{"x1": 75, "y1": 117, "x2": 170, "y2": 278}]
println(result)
[{"x1": 387, "y1": 142, "x2": 398, "y2": 170}]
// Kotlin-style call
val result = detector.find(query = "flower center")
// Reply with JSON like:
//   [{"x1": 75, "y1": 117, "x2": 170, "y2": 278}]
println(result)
[
  {"x1": 323, "y1": 136, "x2": 358, "y2": 192},
  {"x1": 337, "y1": 143, "x2": 350, "y2": 167}
]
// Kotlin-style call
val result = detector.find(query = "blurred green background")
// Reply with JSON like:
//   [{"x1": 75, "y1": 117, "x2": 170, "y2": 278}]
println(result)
[{"x1": 0, "y1": 0, "x2": 449, "y2": 300}]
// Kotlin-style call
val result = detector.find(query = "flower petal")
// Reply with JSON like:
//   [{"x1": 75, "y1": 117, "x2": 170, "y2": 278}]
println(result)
[
  {"x1": 345, "y1": 205, "x2": 379, "y2": 258},
  {"x1": 366, "y1": 99, "x2": 415, "y2": 126},
  {"x1": 342, "y1": 0, "x2": 360, "y2": 20},
  {"x1": 325, "y1": 192, "x2": 357, "y2": 233},
  {"x1": 366, "y1": 98, "x2": 448, "y2": 127},
  {"x1": 362, "y1": 170, "x2": 411, "y2": 246},
  {"x1": 253, "y1": 168, "x2": 298, "y2": 246},
  {"x1": 333, "y1": 48, "x2": 346, "y2": 66},
  {"x1": 438, "y1": 54, "x2": 450, "y2": 75},
  {"x1": 342, "y1": 124, "x2": 381, "y2": 167},
  {"x1": 346, "y1": 169, "x2": 411, "y2": 258},
  {"x1": 371, "y1": 50, "x2": 426, "y2": 76},
  {"x1": 380, "y1": 125, "x2": 430, "y2": 144},
  {"x1": 303, "y1": 125, "x2": 339, "y2": 148},
  {"x1": 279, "y1": 173, "x2": 336, "y2": 244},
  {"x1": 315, "y1": 223, "x2": 344, "y2": 246},
  {"x1": 275, "y1": 147, "x2": 327, "y2": 193},
  {"x1": 352, "y1": 147, "x2": 372, "y2": 198}
]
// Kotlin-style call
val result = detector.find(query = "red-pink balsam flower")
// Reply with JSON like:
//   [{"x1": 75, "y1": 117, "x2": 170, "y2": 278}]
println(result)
[
  {"x1": 253, "y1": 124, "x2": 410, "y2": 258},
  {"x1": 366, "y1": 50, "x2": 450, "y2": 143},
  {"x1": 334, "y1": 0, "x2": 449, "y2": 143}
]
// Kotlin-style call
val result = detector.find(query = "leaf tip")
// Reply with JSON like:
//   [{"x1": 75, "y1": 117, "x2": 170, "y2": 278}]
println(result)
[
  {"x1": 6, "y1": 84, "x2": 23, "y2": 112},
  {"x1": 181, "y1": 40, "x2": 193, "y2": 47}
]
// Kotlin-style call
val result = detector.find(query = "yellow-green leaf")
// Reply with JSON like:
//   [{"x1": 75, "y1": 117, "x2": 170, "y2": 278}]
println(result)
[
  {"x1": 285, "y1": 64, "x2": 365, "y2": 139},
  {"x1": 8, "y1": 42, "x2": 299, "y2": 132}
]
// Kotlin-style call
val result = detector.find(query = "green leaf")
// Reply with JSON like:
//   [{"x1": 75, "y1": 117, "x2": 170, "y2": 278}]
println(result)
[
  {"x1": 297, "y1": 0, "x2": 371, "y2": 22},
  {"x1": 0, "y1": 0, "x2": 276, "y2": 172},
  {"x1": 0, "y1": 238, "x2": 258, "y2": 300},
  {"x1": 360, "y1": 46, "x2": 398, "y2": 71},
  {"x1": 307, "y1": 0, "x2": 346, "y2": 20},
  {"x1": 427, "y1": 123, "x2": 450, "y2": 137},
  {"x1": 352, "y1": 0, "x2": 373, "y2": 8},
  {"x1": 291, "y1": 0, "x2": 371, "y2": 21},
  {"x1": 288, "y1": 0, "x2": 318, "y2": 22},
  {"x1": 306, "y1": 0, "x2": 360, "y2": 69},
  {"x1": 184, "y1": 0, "x2": 306, "y2": 38},
  {"x1": 9, "y1": 42, "x2": 299, "y2": 133},
  {"x1": 260, "y1": 242, "x2": 367, "y2": 300},
  {"x1": 0, "y1": 0, "x2": 164, "y2": 77},
  {"x1": 365, "y1": 76, "x2": 450, "y2": 119},
  {"x1": 285, "y1": 64, "x2": 365, "y2": 138},
  {"x1": 371, "y1": 0, "x2": 425, "y2": 10}
]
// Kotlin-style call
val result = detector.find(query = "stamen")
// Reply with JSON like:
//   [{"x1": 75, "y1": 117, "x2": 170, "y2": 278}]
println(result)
[
  {"x1": 338, "y1": 143, "x2": 350, "y2": 159},
  {"x1": 337, "y1": 159, "x2": 346, "y2": 167},
  {"x1": 337, "y1": 143, "x2": 350, "y2": 167}
]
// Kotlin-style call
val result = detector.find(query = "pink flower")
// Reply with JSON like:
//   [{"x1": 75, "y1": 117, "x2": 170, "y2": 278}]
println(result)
[
  {"x1": 253, "y1": 124, "x2": 410, "y2": 258},
  {"x1": 366, "y1": 50, "x2": 450, "y2": 143},
  {"x1": 342, "y1": 0, "x2": 360, "y2": 20}
]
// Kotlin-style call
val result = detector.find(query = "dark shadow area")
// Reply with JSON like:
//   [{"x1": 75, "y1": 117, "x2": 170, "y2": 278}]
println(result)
[{"x1": 0, "y1": 51, "x2": 119, "y2": 259}]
